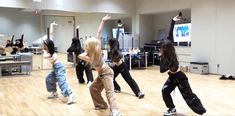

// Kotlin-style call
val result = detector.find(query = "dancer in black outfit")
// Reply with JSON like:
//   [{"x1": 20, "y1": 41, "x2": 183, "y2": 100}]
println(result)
[
  {"x1": 161, "y1": 13, "x2": 206, "y2": 116},
  {"x1": 6, "y1": 35, "x2": 14, "y2": 48},
  {"x1": 167, "y1": 12, "x2": 187, "y2": 43},
  {"x1": 11, "y1": 35, "x2": 24, "y2": 54},
  {"x1": 67, "y1": 35, "x2": 93, "y2": 86},
  {"x1": 116, "y1": 19, "x2": 123, "y2": 39},
  {"x1": 108, "y1": 38, "x2": 145, "y2": 99}
]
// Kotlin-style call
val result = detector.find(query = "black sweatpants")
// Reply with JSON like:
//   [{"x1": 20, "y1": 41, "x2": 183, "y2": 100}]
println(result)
[
  {"x1": 112, "y1": 62, "x2": 141, "y2": 97},
  {"x1": 162, "y1": 71, "x2": 206, "y2": 115},
  {"x1": 76, "y1": 60, "x2": 93, "y2": 83}
]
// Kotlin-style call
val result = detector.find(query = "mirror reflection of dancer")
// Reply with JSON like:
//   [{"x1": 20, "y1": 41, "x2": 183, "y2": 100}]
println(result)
[
  {"x1": 11, "y1": 35, "x2": 24, "y2": 54},
  {"x1": 11, "y1": 35, "x2": 28, "y2": 54},
  {"x1": 67, "y1": 29, "x2": 93, "y2": 87},
  {"x1": 79, "y1": 15, "x2": 121, "y2": 116},
  {"x1": 108, "y1": 38, "x2": 145, "y2": 99},
  {"x1": 115, "y1": 20, "x2": 123, "y2": 40},
  {"x1": 167, "y1": 12, "x2": 186, "y2": 43},
  {"x1": 6, "y1": 35, "x2": 14, "y2": 48},
  {"x1": 43, "y1": 39, "x2": 76, "y2": 105},
  {"x1": 161, "y1": 12, "x2": 206, "y2": 116}
]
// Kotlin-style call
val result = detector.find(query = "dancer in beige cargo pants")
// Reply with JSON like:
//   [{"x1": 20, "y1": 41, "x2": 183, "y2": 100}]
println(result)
[
  {"x1": 79, "y1": 14, "x2": 121, "y2": 116},
  {"x1": 90, "y1": 64, "x2": 118, "y2": 111}
]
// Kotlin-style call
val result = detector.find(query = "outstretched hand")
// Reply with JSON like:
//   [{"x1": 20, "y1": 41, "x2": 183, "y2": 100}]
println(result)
[
  {"x1": 96, "y1": 14, "x2": 111, "y2": 39},
  {"x1": 102, "y1": 14, "x2": 111, "y2": 21}
]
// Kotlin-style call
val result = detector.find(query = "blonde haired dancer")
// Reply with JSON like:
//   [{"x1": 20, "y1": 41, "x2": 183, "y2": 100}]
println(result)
[{"x1": 79, "y1": 15, "x2": 121, "y2": 116}]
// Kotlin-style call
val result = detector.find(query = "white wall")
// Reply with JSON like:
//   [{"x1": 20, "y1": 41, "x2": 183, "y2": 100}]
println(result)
[
  {"x1": 191, "y1": 0, "x2": 235, "y2": 75},
  {"x1": 136, "y1": 0, "x2": 191, "y2": 14},
  {"x1": 75, "y1": 13, "x2": 102, "y2": 39},
  {"x1": 44, "y1": 0, "x2": 136, "y2": 14},
  {"x1": 0, "y1": 0, "x2": 136, "y2": 14},
  {"x1": 0, "y1": 0, "x2": 33, "y2": 8},
  {"x1": 215, "y1": 0, "x2": 235, "y2": 75},
  {"x1": 75, "y1": 13, "x2": 132, "y2": 45},
  {"x1": 0, "y1": 7, "x2": 41, "y2": 44},
  {"x1": 191, "y1": 0, "x2": 217, "y2": 74},
  {"x1": 96, "y1": 0, "x2": 135, "y2": 14},
  {"x1": 138, "y1": 14, "x2": 154, "y2": 47}
]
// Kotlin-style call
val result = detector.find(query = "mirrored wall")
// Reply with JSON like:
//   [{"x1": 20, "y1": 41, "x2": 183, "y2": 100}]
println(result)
[
  {"x1": 0, "y1": 7, "x2": 75, "y2": 70},
  {"x1": 0, "y1": 7, "x2": 134, "y2": 71}
]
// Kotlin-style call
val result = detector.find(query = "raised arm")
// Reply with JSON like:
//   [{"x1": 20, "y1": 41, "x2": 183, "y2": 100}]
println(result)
[
  {"x1": 20, "y1": 34, "x2": 24, "y2": 43},
  {"x1": 96, "y1": 14, "x2": 111, "y2": 40},
  {"x1": 11, "y1": 35, "x2": 14, "y2": 44}
]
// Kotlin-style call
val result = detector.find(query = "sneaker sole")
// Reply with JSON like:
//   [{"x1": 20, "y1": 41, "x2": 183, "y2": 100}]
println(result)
[
  {"x1": 95, "y1": 107, "x2": 108, "y2": 110},
  {"x1": 47, "y1": 95, "x2": 58, "y2": 99},
  {"x1": 164, "y1": 112, "x2": 177, "y2": 116},
  {"x1": 67, "y1": 96, "x2": 77, "y2": 105},
  {"x1": 164, "y1": 114, "x2": 176, "y2": 116},
  {"x1": 138, "y1": 94, "x2": 145, "y2": 99},
  {"x1": 109, "y1": 112, "x2": 122, "y2": 116}
]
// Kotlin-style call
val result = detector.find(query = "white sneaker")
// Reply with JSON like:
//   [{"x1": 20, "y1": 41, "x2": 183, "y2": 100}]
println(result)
[
  {"x1": 47, "y1": 92, "x2": 58, "y2": 99},
  {"x1": 164, "y1": 108, "x2": 176, "y2": 116},
  {"x1": 87, "y1": 81, "x2": 93, "y2": 88},
  {"x1": 67, "y1": 93, "x2": 77, "y2": 105},
  {"x1": 109, "y1": 110, "x2": 122, "y2": 116}
]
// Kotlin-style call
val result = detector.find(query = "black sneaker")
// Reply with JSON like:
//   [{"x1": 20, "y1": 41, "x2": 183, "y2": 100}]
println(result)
[
  {"x1": 228, "y1": 76, "x2": 235, "y2": 80},
  {"x1": 78, "y1": 81, "x2": 85, "y2": 84},
  {"x1": 138, "y1": 92, "x2": 145, "y2": 99},
  {"x1": 219, "y1": 75, "x2": 228, "y2": 80},
  {"x1": 164, "y1": 108, "x2": 176, "y2": 116}
]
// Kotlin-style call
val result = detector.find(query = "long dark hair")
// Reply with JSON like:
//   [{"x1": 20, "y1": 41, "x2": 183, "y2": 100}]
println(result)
[
  {"x1": 44, "y1": 39, "x2": 55, "y2": 56},
  {"x1": 108, "y1": 38, "x2": 122, "y2": 62},
  {"x1": 109, "y1": 38, "x2": 120, "y2": 49},
  {"x1": 160, "y1": 40, "x2": 179, "y2": 71}
]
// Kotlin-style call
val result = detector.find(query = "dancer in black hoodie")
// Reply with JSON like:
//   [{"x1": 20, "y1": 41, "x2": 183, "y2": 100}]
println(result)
[
  {"x1": 161, "y1": 13, "x2": 206, "y2": 116},
  {"x1": 67, "y1": 37, "x2": 93, "y2": 86}
]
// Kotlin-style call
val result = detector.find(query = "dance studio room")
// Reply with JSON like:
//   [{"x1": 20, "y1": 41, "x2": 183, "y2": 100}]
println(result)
[{"x1": 0, "y1": 0, "x2": 234, "y2": 116}]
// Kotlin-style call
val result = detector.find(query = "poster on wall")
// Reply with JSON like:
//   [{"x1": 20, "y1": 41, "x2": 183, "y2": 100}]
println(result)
[{"x1": 173, "y1": 23, "x2": 191, "y2": 42}]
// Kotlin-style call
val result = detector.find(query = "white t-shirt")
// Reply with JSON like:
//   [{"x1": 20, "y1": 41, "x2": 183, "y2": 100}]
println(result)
[{"x1": 43, "y1": 50, "x2": 58, "y2": 64}]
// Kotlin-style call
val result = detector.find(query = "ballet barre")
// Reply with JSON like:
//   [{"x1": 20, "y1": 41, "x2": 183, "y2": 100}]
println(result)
[{"x1": 0, "y1": 61, "x2": 31, "y2": 77}]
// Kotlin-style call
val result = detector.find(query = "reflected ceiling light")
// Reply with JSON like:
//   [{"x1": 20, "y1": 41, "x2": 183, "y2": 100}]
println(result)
[
  {"x1": 56, "y1": 0, "x2": 63, "y2": 8},
  {"x1": 32, "y1": 0, "x2": 42, "y2": 2}
]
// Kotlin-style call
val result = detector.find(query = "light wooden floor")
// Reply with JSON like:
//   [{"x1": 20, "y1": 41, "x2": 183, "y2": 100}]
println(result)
[{"x1": 0, "y1": 66, "x2": 235, "y2": 116}]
